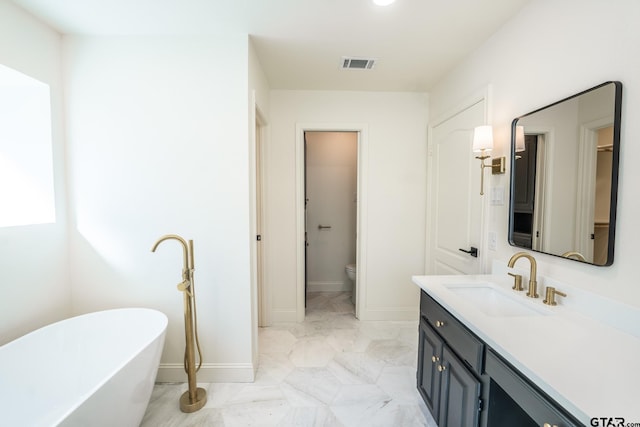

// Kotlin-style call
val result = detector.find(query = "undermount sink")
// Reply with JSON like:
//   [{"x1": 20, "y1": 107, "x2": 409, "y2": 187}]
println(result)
[{"x1": 443, "y1": 283, "x2": 549, "y2": 317}]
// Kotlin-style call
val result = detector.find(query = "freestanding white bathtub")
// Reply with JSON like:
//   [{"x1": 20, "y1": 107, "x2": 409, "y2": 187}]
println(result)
[{"x1": 0, "y1": 308, "x2": 168, "y2": 427}]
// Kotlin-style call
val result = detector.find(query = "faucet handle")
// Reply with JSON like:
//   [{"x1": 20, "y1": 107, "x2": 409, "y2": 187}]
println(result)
[
  {"x1": 543, "y1": 286, "x2": 567, "y2": 306},
  {"x1": 177, "y1": 279, "x2": 193, "y2": 296},
  {"x1": 508, "y1": 272, "x2": 524, "y2": 291}
]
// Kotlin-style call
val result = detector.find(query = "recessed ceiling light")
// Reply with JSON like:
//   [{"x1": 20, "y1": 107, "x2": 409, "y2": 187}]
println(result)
[{"x1": 373, "y1": 0, "x2": 396, "y2": 6}]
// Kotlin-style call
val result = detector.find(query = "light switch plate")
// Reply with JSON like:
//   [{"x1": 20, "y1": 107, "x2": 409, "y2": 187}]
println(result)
[
  {"x1": 488, "y1": 231, "x2": 497, "y2": 251},
  {"x1": 490, "y1": 187, "x2": 504, "y2": 206}
]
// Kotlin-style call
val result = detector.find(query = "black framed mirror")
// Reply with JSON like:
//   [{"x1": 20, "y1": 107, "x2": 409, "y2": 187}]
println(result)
[{"x1": 509, "y1": 81, "x2": 622, "y2": 266}]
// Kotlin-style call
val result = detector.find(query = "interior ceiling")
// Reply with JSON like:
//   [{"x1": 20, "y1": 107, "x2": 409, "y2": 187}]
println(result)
[{"x1": 10, "y1": 0, "x2": 530, "y2": 92}]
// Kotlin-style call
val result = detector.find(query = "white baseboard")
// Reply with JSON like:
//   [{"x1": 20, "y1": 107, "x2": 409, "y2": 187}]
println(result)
[
  {"x1": 271, "y1": 309, "x2": 298, "y2": 322},
  {"x1": 307, "y1": 281, "x2": 351, "y2": 292},
  {"x1": 270, "y1": 300, "x2": 416, "y2": 323},
  {"x1": 156, "y1": 362, "x2": 255, "y2": 383},
  {"x1": 358, "y1": 307, "x2": 419, "y2": 321}
]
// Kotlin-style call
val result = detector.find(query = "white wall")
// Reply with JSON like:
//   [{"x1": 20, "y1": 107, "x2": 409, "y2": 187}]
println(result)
[
  {"x1": 64, "y1": 35, "x2": 255, "y2": 381},
  {"x1": 0, "y1": 0, "x2": 70, "y2": 344},
  {"x1": 429, "y1": 0, "x2": 640, "y2": 306},
  {"x1": 305, "y1": 131, "x2": 358, "y2": 292},
  {"x1": 266, "y1": 90, "x2": 428, "y2": 321}
]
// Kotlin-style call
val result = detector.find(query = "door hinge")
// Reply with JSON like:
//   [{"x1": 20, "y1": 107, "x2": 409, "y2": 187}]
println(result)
[
  {"x1": 478, "y1": 398, "x2": 483, "y2": 412},
  {"x1": 256, "y1": 234, "x2": 262, "y2": 241}
]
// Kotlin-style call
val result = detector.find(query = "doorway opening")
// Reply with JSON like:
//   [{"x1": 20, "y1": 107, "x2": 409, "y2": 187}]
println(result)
[
  {"x1": 304, "y1": 131, "x2": 358, "y2": 316},
  {"x1": 576, "y1": 120, "x2": 614, "y2": 264},
  {"x1": 295, "y1": 123, "x2": 368, "y2": 322},
  {"x1": 512, "y1": 133, "x2": 547, "y2": 252},
  {"x1": 592, "y1": 126, "x2": 614, "y2": 264}
]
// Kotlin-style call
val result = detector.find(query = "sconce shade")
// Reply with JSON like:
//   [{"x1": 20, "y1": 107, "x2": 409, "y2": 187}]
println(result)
[
  {"x1": 472, "y1": 125, "x2": 493, "y2": 152},
  {"x1": 515, "y1": 126, "x2": 526, "y2": 152}
]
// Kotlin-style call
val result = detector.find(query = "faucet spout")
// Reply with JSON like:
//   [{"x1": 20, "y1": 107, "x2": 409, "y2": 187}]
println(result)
[
  {"x1": 151, "y1": 234, "x2": 191, "y2": 274},
  {"x1": 507, "y1": 252, "x2": 538, "y2": 298}
]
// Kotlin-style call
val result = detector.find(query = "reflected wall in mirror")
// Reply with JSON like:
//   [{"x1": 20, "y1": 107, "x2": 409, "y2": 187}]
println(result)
[{"x1": 509, "y1": 81, "x2": 622, "y2": 266}]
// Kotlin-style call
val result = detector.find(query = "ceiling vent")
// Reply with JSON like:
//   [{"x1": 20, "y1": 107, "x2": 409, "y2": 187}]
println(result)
[{"x1": 341, "y1": 57, "x2": 377, "y2": 70}]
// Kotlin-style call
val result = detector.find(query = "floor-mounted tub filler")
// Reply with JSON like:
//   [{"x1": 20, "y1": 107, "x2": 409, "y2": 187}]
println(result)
[
  {"x1": 152, "y1": 234, "x2": 207, "y2": 413},
  {"x1": 0, "y1": 308, "x2": 167, "y2": 427}
]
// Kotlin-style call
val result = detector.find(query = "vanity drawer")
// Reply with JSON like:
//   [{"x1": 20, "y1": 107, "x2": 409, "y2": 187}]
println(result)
[{"x1": 420, "y1": 291, "x2": 484, "y2": 373}]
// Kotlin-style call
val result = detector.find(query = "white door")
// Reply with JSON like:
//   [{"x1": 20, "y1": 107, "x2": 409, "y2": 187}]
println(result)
[{"x1": 428, "y1": 100, "x2": 486, "y2": 275}]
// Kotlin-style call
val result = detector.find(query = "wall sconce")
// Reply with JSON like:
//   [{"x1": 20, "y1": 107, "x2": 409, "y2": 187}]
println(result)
[
  {"x1": 473, "y1": 125, "x2": 505, "y2": 195},
  {"x1": 515, "y1": 125, "x2": 525, "y2": 159}
]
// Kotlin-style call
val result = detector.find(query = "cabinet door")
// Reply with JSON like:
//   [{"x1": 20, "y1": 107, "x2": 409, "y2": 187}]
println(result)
[
  {"x1": 438, "y1": 346, "x2": 481, "y2": 427},
  {"x1": 417, "y1": 319, "x2": 443, "y2": 421}
]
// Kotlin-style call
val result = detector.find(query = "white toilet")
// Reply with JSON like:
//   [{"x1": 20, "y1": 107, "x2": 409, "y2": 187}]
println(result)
[{"x1": 345, "y1": 263, "x2": 356, "y2": 304}]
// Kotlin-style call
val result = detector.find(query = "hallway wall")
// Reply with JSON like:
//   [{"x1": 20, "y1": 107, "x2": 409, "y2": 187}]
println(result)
[{"x1": 266, "y1": 90, "x2": 428, "y2": 321}]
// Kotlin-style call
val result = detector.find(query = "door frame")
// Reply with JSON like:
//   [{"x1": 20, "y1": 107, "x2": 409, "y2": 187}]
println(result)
[
  {"x1": 425, "y1": 86, "x2": 491, "y2": 274},
  {"x1": 295, "y1": 123, "x2": 368, "y2": 321},
  {"x1": 250, "y1": 92, "x2": 269, "y2": 334},
  {"x1": 255, "y1": 108, "x2": 268, "y2": 327}
]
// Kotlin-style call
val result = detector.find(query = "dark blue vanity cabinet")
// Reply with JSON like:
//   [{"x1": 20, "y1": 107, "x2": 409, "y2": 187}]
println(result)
[
  {"x1": 418, "y1": 291, "x2": 483, "y2": 426},
  {"x1": 417, "y1": 290, "x2": 584, "y2": 427}
]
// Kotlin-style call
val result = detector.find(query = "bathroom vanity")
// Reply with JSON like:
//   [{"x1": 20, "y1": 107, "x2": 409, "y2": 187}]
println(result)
[
  {"x1": 413, "y1": 80, "x2": 636, "y2": 426},
  {"x1": 413, "y1": 273, "x2": 640, "y2": 427}
]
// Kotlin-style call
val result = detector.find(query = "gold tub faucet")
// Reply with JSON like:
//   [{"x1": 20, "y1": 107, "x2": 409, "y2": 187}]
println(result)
[
  {"x1": 151, "y1": 234, "x2": 206, "y2": 413},
  {"x1": 507, "y1": 252, "x2": 539, "y2": 298}
]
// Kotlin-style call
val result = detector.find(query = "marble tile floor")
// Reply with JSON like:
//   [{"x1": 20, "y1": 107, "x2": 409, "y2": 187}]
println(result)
[{"x1": 141, "y1": 291, "x2": 437, "y2": 427}]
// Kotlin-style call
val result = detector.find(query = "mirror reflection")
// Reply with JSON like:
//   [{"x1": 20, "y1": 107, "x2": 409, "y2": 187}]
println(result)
[{"x1": 509, "y1": 81, "x2": 622, "y2": 266}]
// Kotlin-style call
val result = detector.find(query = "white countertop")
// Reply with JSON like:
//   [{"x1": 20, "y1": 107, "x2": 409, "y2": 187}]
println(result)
[{"x1": 412, "y1": 273, "x2": 640, "y2": 425}]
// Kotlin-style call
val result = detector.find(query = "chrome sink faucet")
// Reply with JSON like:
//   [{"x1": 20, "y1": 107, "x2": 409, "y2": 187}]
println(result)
[{"x1": 507, "y1": 252, "x2": 538, "y2": 298}]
